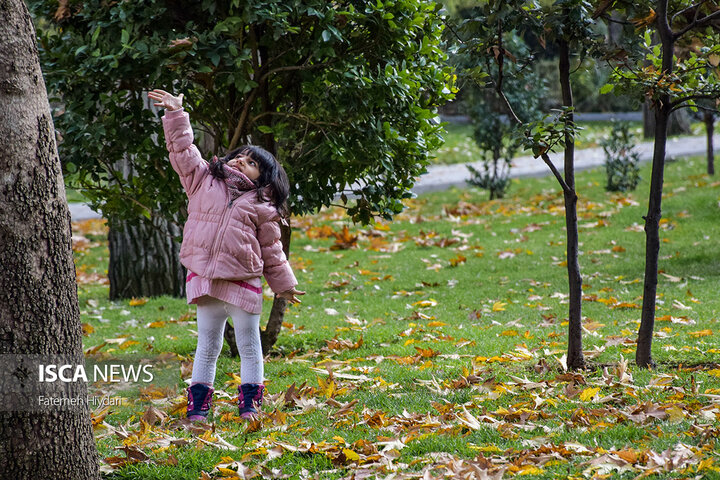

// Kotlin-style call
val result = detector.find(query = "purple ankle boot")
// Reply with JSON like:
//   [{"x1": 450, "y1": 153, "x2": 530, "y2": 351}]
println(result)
[
  {"x1": 238, "y1": 383, "x2": 264, "y2": 419},
  {"x1": 187, "y1": 384, "x2": 214, "y2": 421}
]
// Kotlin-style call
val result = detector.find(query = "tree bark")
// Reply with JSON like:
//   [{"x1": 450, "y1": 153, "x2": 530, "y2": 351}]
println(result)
[
  {"x1": 643, "y1": 101, "x2": 692, "y2": 138},
  {"x1": 559, "y1": 39, "x2": 585, "y2": 370},
  {"x1": 0, "y1": 1, "x2": 99, "y2": 477},
  {"x1": 108, "y1": 216, "x2": 185, "y2": 300},
  {"x1": 705, "y1": 112, "x2": 715, "y2": 175},
  {"x1": 636, "y1": 0, "x2": 673, "y2": 368},
  {"x1": 106, "y1": 143, "x2": 185, "y2": 300},
  {"x1": 261, "y1": 223, "x2": 291, "y2": 354}
]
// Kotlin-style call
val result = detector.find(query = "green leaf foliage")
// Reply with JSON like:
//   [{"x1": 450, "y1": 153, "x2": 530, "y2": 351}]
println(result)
[
  {"x1": 600, "y1": 121, "x2": 641, "y2": 192},
  {"x1": 600, "y1": 3, "x2": 720, "y2": 112},
  {"x1": 30, "y1": 0, "x2": 455, "y2": 225}
]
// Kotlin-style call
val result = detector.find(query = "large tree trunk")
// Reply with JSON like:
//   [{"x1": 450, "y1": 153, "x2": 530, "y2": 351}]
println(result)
[
  {"x1": 636, "y1": 1, "x2": 673, "y2": 368},
  {"x1": 0, "y1": 1, "x2": 99, "y2": 477},
  {"x1": 106, "y1": 96, "x2": 186, "y2": 300},
  {"x1": 108, "y1": 216, "x2": 185, "y2": 300},
  {"x1": 559, "y1": 39, "x2": 585, "y2": 370}
]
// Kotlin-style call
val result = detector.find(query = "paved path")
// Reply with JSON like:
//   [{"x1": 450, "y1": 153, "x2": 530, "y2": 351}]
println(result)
[
  {"x1": 413, "y1": 134, "x2": 718, "y2": 194},
  {"x1": 68, "y1": 133, "x2": 718, "y2": 220},
  {"x1": 68, "y1": 202, "x2": 103, "y2": 221}
]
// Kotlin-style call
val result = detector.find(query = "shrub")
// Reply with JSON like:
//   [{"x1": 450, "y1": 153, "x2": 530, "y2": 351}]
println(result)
[{"x1": 601, "y1": 122, "x2": 641, "y2": 192}]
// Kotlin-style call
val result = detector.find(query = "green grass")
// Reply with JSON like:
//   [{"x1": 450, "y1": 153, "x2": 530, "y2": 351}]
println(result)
[{"x1": 73, "y1": 155, "x2": 720, "y2": 479}]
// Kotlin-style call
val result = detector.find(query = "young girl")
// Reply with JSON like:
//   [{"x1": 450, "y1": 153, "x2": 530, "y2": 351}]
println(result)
[{"x1": 148, "y1": 89, "x2": 304, "y2": 421}]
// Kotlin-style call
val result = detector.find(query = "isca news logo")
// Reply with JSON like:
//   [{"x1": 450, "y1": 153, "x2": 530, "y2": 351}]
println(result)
[{"x1": 38, "y1": 363, "x2": 154, "y2": 383}]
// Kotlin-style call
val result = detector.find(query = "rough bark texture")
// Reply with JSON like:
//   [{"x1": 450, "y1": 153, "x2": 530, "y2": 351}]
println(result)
[
  {"x1": 108, "y1": 216, "x2": 185, "y2": 300},
  {"x1": 0, "y1": 1, "x2": 99, "y2": 477},
  {"x1": 636, "y1": 1, "x2": 673, "y2": 368},
  {"x1": 559, "y1": 40, "x2": 585, "y2": 370},
  {"x1": 107, "y1": 149, "x2": 185, "y2": 300},
  {"x1": 705, "y1": 113, "x2": 715, "y2": 175}
]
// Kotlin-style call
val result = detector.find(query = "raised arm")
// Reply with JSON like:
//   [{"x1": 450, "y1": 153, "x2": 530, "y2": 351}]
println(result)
[{"x1": 148, "y1": 89, "x2": 207, "y2": 196}]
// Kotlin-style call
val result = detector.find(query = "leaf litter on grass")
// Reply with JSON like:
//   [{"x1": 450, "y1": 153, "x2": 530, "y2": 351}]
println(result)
[{"x1": 73, "y1": 161, "x2": 720, "y2": 479}]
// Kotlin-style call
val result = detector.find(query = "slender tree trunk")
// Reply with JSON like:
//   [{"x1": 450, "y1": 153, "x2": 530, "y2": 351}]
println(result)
[
  {"x1": 559, "y1": 39, "x2": 585, "y2": 370},
  {"x1": 636, "y1": 1, "x2": 673, "y2": 368},
  {"x1": 643, "y1": 101, "x2": 692, "y2": 138},
  {"x1": 0, "y1": 1, "x2": 99, "y2": 477},
  {"x1": 224, "y1": 54, "x2": 292, "y2": 354},
  {"x1": 261, "y1": 223, "x2": 291, "y2": 354},
  {"x1": 705, "y1": 113, "x2": 715, "y2": 175},
  {"x1": 108, "y1": 216, "x2": 184, "y2": 300}
]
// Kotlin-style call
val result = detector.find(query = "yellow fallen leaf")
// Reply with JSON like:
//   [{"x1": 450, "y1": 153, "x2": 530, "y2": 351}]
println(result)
[
  {"x1": 579, "y1": 387, "x2": 600, "y2": 402},
  {"x1": 689, "y1": 329, "x2": 712, "y2": 337},
  {"x1": 612, "y1": 302, "x2": 642, "y2": 309},
  {"x1": 469, "y1": 444, "x2": 502, "y2": 453},
  {"x1": 665, "y1": 405, "x2": 685, "y2": 423},
  {"x1": 147, "y1": 321, "x2": 166, "y2": 328},
  {"x1": 698, "y1": 457, "x2": 716, "y2": 471},
  {"x1": 427, "y1": 321, "x2": 447, "y2": 327},
  {"x1": 129, "y1": 297, "x2": 148, "y2": 306},
  {"x1": 518, "y1": 466, "x2": 544, "y2": 476},
  {"x1": 82, "y1": 323, "x2": 95, "y2": 336},
  {"x1": 358, "y1": 269, "x2": 378, "y2": 276},
  {"x1": 492, "y1": 301, "x2": 507, "y2": 312},
  {"x1": 501, "y1": 330, "x2": 518, "y2": 336},
  {"x1": 342, "y1": 448, "x2": 360, "y2": 462},
  {"x1": 118, "y1": 340, "x2": 140, "y2": 350},
  {"x1": 216, "y1": 467, "x2": 240, "y2": 478},
  {"x1": 413, "y1": 299, "x2": 438, "y2": 308},
  {"x1": 707, "y1": 369, "x2": 720, "y2": 377}
]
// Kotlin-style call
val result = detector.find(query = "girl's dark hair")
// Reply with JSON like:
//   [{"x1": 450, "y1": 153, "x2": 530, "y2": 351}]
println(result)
[{"x1": 209, "y1": 145, "x2": 290, "y2": 218}]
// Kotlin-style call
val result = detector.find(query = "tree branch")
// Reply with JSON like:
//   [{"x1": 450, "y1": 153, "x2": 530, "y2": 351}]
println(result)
[
  {"x1": 670, "y1": 92, "x2": 720, "y2": 108},
  {"x1": 597, "y1": 13, "x2": 634, "y2": 26},
  {"x1": 248, "y1": 111, "x2": 341, "y2": 130},
  {"x1": 228, "y1": 25, "x2": 261, "y2": 149},
  {"x1": 673, "y1": 8, "x2": 720, "y2": 39},
  {"x1": 495, "y1": 85, "x2": 524, "y2": 125},
  {"x1": 257, "y1": 62, "x2": 332, "y2": 86},
  {"x1": 671, "y1": 1, "x2": 707, "y2": 26},
  {"x1": 441, "y1": 16, "x2": 467, "y2": 45},
  {"x1": 541, "y1": 152, "x2": 573, "y2": 195},
  {"x1": 672, "y1": 102, "x2": 720, "y2": 115}
]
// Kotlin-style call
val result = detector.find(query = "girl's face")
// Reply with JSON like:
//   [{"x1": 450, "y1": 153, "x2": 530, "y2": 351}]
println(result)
[{"x1": 227, "y1": 152, "x2": 260, "y2": 181}]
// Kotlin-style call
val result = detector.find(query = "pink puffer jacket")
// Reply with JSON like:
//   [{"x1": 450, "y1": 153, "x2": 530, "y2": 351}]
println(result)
[{"x1": 162, "y1": 109, "x2": 297, "y2": 294}]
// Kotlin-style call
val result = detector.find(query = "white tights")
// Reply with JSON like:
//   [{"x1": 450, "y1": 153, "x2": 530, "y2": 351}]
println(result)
[{"x1": 190, "y1": 296, "x2": 263, "y2": 386}]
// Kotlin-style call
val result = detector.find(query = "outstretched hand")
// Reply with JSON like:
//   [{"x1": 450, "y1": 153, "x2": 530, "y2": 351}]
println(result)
[
  {"x1": 148, "y1": 89, "x2": 183, "y2": 111},
  {"x1": 278, "y1": 288, "x2": 306, "y2": 305}
]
